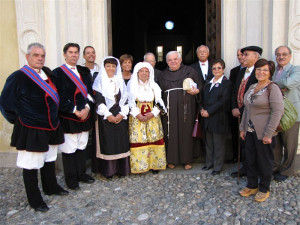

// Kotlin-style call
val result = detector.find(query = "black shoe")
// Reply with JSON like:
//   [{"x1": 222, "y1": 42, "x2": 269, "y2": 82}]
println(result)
[
  {"x1": 274, "y1": 174, "x2": 288, "y2": 182},
  {"x1": 68, "y1": 185, "x2": 80, "y2": 190},
  {"x1": 226, "y1": 158, "x2": 238, "y2": 164},
  {"x1": 152, "y1": 170, "x2": 159, "y2": 174},
  {"x1": 80, "y1": 178, "x2": 95, "y2": 184},
  {"x1": 211, "y1": 171, "x2": 220, "y2": 176},
  {"x1": 56, "y1": 189, "x2": 69, "y2": 195},
  {"x1": 202, "y1": 166, "x2": 212, "y2": 171},
  {"x1": 44, "y1": 186, "x2": 69, "y2": 196},
  {"x1": 44, "y1": 189, "x2": 69, "y2": 196},
  {"x1": 273, "y1": 171, "x2": 280, "y2": 176},
  {"x1": 34, "y1": 204, "x2": 49, "y2": 212},
  {"x1": 79, "y1": 174, "x2": 95, "y2": 184},
  {"x1": 230, "y1": 171, "x2": 246, "y2": 178}
]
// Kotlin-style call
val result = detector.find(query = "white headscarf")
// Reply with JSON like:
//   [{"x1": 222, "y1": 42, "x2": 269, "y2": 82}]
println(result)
[
  {"x1": 128, "y1": 62, "x2": 164, "y2": 104},
  {"x1": 93, "y1": 56, "x2": 123, "y2": 100}
]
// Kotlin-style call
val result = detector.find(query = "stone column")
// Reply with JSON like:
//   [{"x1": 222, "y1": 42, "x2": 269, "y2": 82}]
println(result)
[
  {"x1": 14, "y1": 0, "x2": 108, "y2": 68},
  {"x1": 289, "y1": 0, "x2": 300, "y2": 65}
]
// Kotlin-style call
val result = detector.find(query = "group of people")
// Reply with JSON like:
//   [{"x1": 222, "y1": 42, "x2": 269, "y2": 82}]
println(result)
[{"x1": 0, "y1": 42, "x2": 299, "y2": 212}]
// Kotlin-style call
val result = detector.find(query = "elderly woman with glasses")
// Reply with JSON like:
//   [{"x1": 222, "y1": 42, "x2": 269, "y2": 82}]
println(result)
[
  {"x1": 239, "y1": 59, "x2": 284, "y2": 202},
  {"x1": 201, "y1": 59, "x2": 233, "y2": 175},
  {"x1": 127, "y1": 62, "x2": 167, "y2": 174}
]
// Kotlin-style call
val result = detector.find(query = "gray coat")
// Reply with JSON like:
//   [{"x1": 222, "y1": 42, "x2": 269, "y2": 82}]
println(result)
[{"x1": 272, "y1": 63, "x2": 300, "y2": 121}]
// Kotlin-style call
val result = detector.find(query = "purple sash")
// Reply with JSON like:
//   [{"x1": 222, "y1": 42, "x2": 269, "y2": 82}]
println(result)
[
  {"x1": 20, "y1": 65, "x2": 59, "y2": 105},
  {"x1": 60, "y1": 64, "x2": 88, "y2": 98}
]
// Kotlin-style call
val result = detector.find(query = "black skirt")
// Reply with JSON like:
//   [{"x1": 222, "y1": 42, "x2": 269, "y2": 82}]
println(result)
[{"x1": 11, "y1": 119, "x2": 64, "y2": 152}]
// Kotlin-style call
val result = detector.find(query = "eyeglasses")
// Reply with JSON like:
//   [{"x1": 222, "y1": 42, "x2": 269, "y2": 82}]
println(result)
[
  {"x1": 243, "y1": 52, "x2": 254, "y2": 57},
  {"x1": 212, "y1": 67, "x2": 223, "y2": 70},
  {"x1": 275, "y1": 53, "x2": 289, "y2": 57},
  {"x1": 256, "y1": 68, "x2": 269, "y2": 73},
  {"x1": 138, "y1": 69, "x2": 149, "y2": 74}
]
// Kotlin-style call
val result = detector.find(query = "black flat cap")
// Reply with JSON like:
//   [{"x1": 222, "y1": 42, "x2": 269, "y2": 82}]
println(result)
[{"x1": 241, "y1": 46, "x2": 263, "y2": 55}]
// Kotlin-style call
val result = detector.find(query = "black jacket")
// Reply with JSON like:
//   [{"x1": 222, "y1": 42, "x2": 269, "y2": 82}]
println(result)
[
  {"x1": 190, "y1": 61, "x2": 214, "y2": 85},
  {"x1": 0, "y1": 67, "x2": 60, "y2": 130},
  {"x1": 202, "y1": 77, "x2": 233, "y2": 133},
  {"x1": 229, "y1": 65, "x2": 242, "y2": 86},
  {"x1": 52, "y1": 65, "x2": 95, "y2": 132},
  {"x1": 231, "y1": 67, "x2": 258, "y2": 115}
]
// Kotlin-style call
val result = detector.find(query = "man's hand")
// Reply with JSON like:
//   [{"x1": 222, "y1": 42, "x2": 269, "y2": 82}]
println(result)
[
  {"x1": 201, "y1": 109, "x2": 209, "y2": 118},
  {"x1": 74, "y1": 110, "x2": 81, "y2": 118},
  {"x1": 240, "y1": 131, "x2": 245, "y2": 140},
  {"x1": 232, "y1": 108, "x2": 241, "y2": 117},
  {"x1": 187, "y1": 86, "x2": 199, "y2": 95},
  {"x1": 78, "y1": 107, "x2": 90, "y2": 120}
]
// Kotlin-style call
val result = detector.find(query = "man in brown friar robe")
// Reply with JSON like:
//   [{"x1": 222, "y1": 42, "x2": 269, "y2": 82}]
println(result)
[{"x1": 159, "y1": 51, "x2": 202, "y2": 170}]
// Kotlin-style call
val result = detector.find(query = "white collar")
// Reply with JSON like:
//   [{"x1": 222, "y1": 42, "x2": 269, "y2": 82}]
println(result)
[
  {"x1": 66, "y1": 63, "x2": 77, "y2": 70},
  {"x1": 209, "y1": 75, "x2": 224, "y2": 84},
  {"x1": 199, "y1": 60, "x2": 208, "y2": 66},
  {"x1": 247, "y1": 65, "x2": 254, "y2": 73}
]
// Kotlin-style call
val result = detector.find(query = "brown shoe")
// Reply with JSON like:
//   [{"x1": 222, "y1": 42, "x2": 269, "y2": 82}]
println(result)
[
  {"x1": 184, "y1": 164, "x2": 192, "y2": 170},
  {"x1": 254, "y1": 191, "x2": 270, "y2": 202},
  {"x1": 239, "y1": 187, "x2": 258, "y2": 197},
  {"x1": 168, "y1": 164, "x2": 175, "y2": 169}
]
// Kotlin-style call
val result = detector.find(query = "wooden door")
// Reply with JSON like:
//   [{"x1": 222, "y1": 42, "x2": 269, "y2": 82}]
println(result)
[{"x1": 206, "y1": 0, "x2": 221, "y2": 59}]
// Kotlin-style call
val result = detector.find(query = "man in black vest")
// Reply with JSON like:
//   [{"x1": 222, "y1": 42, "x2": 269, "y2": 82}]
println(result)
[
  {"x1": 0, "y1": 43, "x2": 68, "y2": 212},
  {"x1": 53, "y1": 43, "x2": 95, "y2": 190}
]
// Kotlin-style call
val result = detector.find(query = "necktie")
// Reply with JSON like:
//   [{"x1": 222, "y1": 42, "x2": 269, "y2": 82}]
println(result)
[
  {"x1": 202, "y1": 63, "x2": 205, "y2": 66},
  {"x1": 71, "y1": 67, "x2": 75, "y2": 70},
  {"x1": 246, "y1": 68, "x2": 250, "y2": 73},
  {"x1": 276, "y1": 67, "x2": 283, "y2": 80}
]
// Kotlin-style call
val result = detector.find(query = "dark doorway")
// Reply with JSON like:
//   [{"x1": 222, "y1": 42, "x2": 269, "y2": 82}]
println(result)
[{"x1": 111, "y1": 0, "x2": 206, "y2": 70}]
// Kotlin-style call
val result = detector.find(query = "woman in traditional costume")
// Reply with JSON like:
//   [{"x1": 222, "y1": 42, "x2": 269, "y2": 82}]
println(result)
[
  {"x1": 128, "y1": 62, "x2": 167, "y2": 174},
  {"x1": 92, "y1": 57, "x2": 130, "y2": 178}
]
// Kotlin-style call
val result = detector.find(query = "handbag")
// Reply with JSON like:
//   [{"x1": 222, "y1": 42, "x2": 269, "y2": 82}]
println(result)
[
  {"x1": 267, "y1": 82, "x2": 298, "y2": 132},
  {"x1": 192, "y1": 112, "x2": 203, "y2": 139},
  {"x1": 277, "y1": 95, "x2": 298, "y2": 132}
]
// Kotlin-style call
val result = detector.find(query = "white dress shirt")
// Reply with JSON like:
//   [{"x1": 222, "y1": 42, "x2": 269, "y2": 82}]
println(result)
[
  {"x1": 244, "y1": 65, "x2": 254, "y2": 80},
  {"x1": 199, "y1": 60, "x2": 209, "y2": 80}
]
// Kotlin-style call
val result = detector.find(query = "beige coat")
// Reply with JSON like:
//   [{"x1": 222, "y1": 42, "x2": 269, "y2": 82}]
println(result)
[{"x1": 240, "y1": 83, "x2": 284, "y2": 139}]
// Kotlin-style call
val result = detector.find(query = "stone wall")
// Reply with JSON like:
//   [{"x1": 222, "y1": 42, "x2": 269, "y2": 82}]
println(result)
[{"x1": 0, "y1": 0, "x2": 19, "y2": 154}]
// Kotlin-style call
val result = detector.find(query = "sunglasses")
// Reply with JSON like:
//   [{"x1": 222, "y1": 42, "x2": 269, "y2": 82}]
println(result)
[{"x1": 212, "y1": 67, "x2": 223, "y2": 70}]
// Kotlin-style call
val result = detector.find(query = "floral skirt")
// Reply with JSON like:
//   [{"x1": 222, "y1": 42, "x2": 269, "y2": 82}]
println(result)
[{"x1": 129, "y1": 115, "x2": 166, "y2": 173}]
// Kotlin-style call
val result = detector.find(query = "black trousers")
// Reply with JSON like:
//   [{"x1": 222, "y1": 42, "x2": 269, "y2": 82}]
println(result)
[
  {"x1": 240, "y1": 139, "x2": 247, "y2": 174},
  {"x1": 245, "y1": 132, "x2": 275, "y2": 193},
  {"x1": 62, "y1": 150, "x2": 87, "y2": 188},
  {"x1": 23, "y1": 161, "x2": 62, "y2": 208},
  {"x1": 231, "y1": 116, "x2": 239, "y2": 160}
]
